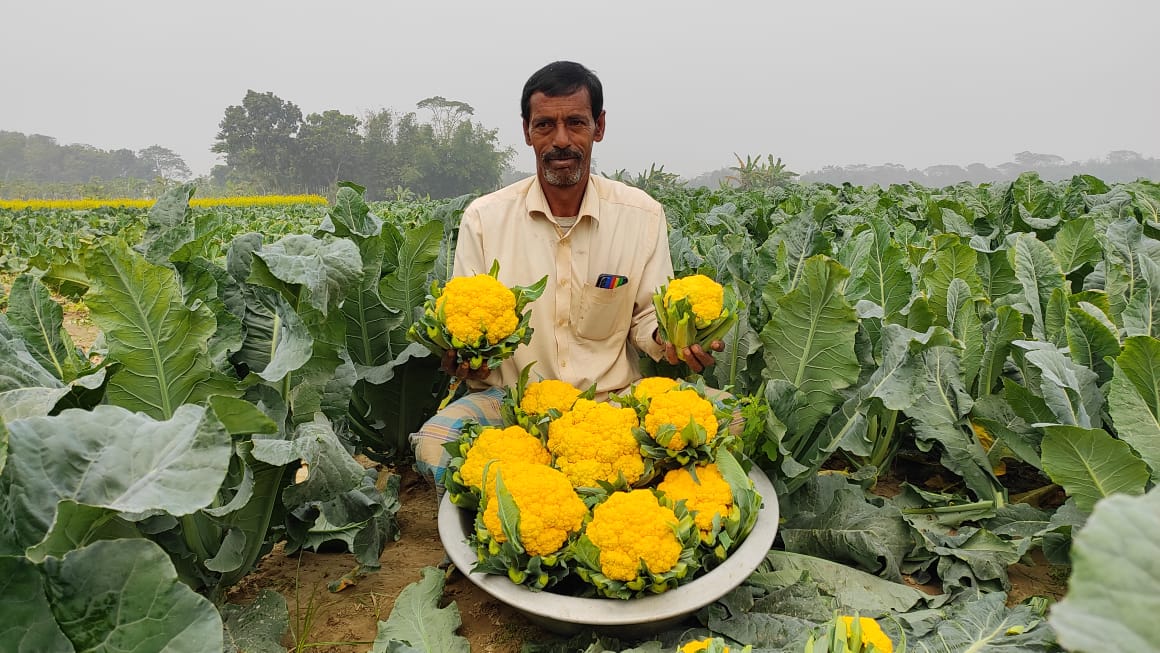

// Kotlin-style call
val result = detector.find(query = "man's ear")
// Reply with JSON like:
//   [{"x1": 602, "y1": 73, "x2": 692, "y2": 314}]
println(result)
[
  {"x1": 594, "y1": 110, "x2": 606, "y2": 142},
  {"x1": 523, "y1": 119, "x2": 532, "y2": 146}
]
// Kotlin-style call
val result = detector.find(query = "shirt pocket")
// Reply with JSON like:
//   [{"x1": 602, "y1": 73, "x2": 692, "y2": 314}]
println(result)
[{"x1": 574, "y1": 284, "x2": 633, "y2": 341}]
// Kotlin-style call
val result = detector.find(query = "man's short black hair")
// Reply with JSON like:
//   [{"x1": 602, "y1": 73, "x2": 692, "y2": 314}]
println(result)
[{"x1": 520, "y1": 61, "x2": 603, "y2": 121}]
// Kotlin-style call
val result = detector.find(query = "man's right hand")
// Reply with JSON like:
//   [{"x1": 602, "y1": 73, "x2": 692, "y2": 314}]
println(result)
[{"x1": 441, "y1": 349, "x2": 492, "y2": 381}]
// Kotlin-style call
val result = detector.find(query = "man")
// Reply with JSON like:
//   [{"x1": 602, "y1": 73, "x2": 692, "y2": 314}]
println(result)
[{"x1": 411, "y1": 61, "x2": 719, "y2": 491}]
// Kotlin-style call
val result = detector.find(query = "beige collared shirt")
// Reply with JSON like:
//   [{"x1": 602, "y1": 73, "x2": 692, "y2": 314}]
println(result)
[{"x1": 454, "y1": 174, "x2": 673, "y2": 396}]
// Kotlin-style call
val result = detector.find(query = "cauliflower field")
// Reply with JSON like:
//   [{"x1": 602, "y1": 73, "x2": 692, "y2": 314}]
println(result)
[{"x1": 1, "y1": 175, "x2": 1159, "y2": 652}]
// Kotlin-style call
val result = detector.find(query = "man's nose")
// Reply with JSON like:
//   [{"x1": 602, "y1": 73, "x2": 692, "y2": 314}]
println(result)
[{"x1": 551, "y1": 123, "x2": 570, "y2": 148}]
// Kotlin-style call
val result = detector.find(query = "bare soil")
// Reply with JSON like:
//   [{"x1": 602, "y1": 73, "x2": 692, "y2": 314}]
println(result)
[{"x1": 226, "y1": 470, "x2": 551, "y2": 652}]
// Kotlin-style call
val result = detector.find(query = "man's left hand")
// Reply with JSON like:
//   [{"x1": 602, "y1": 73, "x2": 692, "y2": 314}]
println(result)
[{"x1": 661, "y1": 339, "x2": 725, "y2": 374}]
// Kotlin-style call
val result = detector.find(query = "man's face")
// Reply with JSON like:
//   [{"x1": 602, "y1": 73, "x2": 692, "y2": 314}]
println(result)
[{"x1": 524, "y1": 88, "x2": 605, "y2": 188}]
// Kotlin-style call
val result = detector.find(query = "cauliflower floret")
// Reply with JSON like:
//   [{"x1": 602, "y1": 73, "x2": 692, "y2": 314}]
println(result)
[
  {"x1": 643, "y1": 389, "x2": 719, "y2": 450},
  {"x1": 436, "y1": 274, "x2": 518, "y2": 345},
  {"x1": 547, "y1": 399, "x2": 644, "y2": 487},
  {"x1": 656, "y1": 463, "x2": 733, "y2": 534},
  {"x1": 459, "y1": 425, "x2": 550, "y2": 490},
  {"x1": 584, "y1": 490, "x2": 681, "y2": 581},
  {"x1": 663, "y1": 274, "x2": 724, "y2": 328},
  {"x1": 481, "y1": 462, "x2": 588, "y2": 557},
  {"x1": 520, "y1": 379, "x2": 582, "y2": 415}
]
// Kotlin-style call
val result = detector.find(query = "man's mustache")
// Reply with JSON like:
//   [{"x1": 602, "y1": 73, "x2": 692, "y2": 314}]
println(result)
[{"x1": 543, "y1": 148, "x2": 582, "y2": 161}]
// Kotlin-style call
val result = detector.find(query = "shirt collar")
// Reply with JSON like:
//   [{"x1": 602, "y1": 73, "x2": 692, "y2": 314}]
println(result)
[{"x1": 526, "y1": 175, "x2": 601, "y2": 225}]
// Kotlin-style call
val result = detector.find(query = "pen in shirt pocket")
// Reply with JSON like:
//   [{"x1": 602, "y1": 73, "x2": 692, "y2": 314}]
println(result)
[{"x1": 595, "y1": 273, "x2": 629, "y2": 289}]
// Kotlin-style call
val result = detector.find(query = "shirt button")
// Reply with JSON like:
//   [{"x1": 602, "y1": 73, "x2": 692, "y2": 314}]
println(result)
[
  {"x1": 558, "y1": 318, "x2": 567, "y2": 327},
  {"x1": 558, "y1": 278, "x2": 567, "y2": 287},
  {"x1": 560, "y1": 360, "x2": 567, "y2": 368}
]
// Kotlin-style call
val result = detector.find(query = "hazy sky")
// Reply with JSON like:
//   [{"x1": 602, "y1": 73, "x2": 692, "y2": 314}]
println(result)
[{"x1": 3, "y1": 1, "x2": 1158, "y2": 179}]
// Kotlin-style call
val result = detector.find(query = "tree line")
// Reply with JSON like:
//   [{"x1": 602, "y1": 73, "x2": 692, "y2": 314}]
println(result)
[
  {"x1": 210, "y1": 91, "x2": 514, "y2": 199},
  {"x1": 0, "y1": 131, "x2": 191, "y2": 186}
]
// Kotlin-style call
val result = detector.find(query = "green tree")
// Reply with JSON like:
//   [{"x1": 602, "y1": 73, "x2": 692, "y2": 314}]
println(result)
[
  {"x1": 137, "y1": 145, "x2": 192, "y2": 181},
  {"x1": 212, "y1": 90, "x2": 304, "y2": 190},
  {"x1": 297, "y1": 110, "x2": 364, "y2": 192}
]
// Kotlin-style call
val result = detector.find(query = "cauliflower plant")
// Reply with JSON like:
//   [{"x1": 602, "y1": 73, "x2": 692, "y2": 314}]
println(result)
[
  {"x1": 636, "y1": 387, "x2": 733, "y2": 466},
  {"x1": 547, "y1": 398, "x2": 645, "y2": 488}
]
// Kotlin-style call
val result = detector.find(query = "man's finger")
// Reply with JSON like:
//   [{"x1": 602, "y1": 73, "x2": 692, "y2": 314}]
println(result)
[
  {"x1": 710, "y1": 340, "x2": 725, "y2": 352},
  {"x1": 664, "y1": 343, "x2": 680, "y2": 365}
]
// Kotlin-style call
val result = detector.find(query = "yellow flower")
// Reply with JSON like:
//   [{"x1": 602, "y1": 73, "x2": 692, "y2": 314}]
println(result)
[
  {"x1": 679, "y1": 638, "x2": 730, "y2": 653},
  {"x1": 0, "y1": 195, "x2": 327, "y2": 210},
  {"x1": 436, "y1": 274, "x2": 518, "y2": 346},
  {"x1": 838, "y1": 616, "x2": 893, "y2": 653},
  {"x1": 664, "y1": 274, "x2": 724, "y2": 328},
  {"x1": 521, "y1": 379, "x2": 582, "y2": 415}
]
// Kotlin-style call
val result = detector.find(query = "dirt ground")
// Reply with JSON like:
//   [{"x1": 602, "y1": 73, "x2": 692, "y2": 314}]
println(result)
[{"x1": 227, "y1": 470, "x2": 551, "y2": 652}]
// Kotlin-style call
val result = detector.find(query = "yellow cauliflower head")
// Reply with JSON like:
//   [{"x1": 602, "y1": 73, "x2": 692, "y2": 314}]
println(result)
[
  {"x1": 664, "y1": 274, "x2": 724, "y2": 328},
  {"x1": 643, "y1": 389, "x2": 719, "y2": 450},
  {"x1": 632, "y1": 376, "x2": 680, "y2": 402},
  {"x1": 657, "y1": 463, "x2": 733, "y2": 534},
  {"x1": 521, "y1": 379, "x2": 582, "y2": 415},
  {"x1": 839, "y1": 616, "x2": 894, "y2": 653},
  {"x1": 481, "y1": 462, "x2": 588, "y2": 557},
  {"x1": 584, "y1": 489, "x2": 681, "y2": 581},
  {"x1": 547, "y1": 398, "x2": 644, "y2": 487},
  {"x1": 460, "y1": 425, "x2": 550, "y2": 490},
  {"x1": 436, "y1": 274, "x2": 518, "y2": 345}
]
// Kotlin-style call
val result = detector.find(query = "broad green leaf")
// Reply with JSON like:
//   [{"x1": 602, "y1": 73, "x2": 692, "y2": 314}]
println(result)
[
  {"x1": 221, "y1": 589, "x2": 290, "y2": 653},
  {"x1": 779, "y1": 475, "x2": 911, "y2": 581},
  {"x1": 848, "y1": 218, "x2": 912, "y2": 320},
  {"x1": 906, "y1": 591, "x2": 1055, "y2": 652},
  {"x1": 1108, "y1": 338, "x2": 1160, "y2": 480},
  {"x1": 761, "y1": 256, "x2": 860, "y2": 433},
  {"x1": 371, "y1": 566, "x2": 470, "y2": 653},
  {"x1": 922, "y1": 237, "x2": 982, "y2": 326},
  {"x1": 251, "y1": 234, "x2": 363, "y2": 315},
  {"x1": 1012, "y1": 233, "x2": 1065, "y2": 341},
  {"x1": 929, "y1": 528, "x2": 1025, "y2": 591},
  {"x1": 1001, "y1": 377, "x2": 1056, "y2": 426},
  {"x1": 43, "y1": 539, "x2": 223, "y2": 653},
  {"x1": 1066, "y1": 305, "x2": 1120, "y2": 384},
  {"x1": 178, "y1": 257, "x2": 246, "y2": 369},
  {"x1": 1041, "y1": 425, "x2": 1148, "y2": 513},
  {"x1": 208, "y1": 395, "x2": 278, "y2": 436},
  {"x1": 950, "y1": 289, "x2": 984, "y2": 392},
  {"x1": 1121, "y1": 259, "x2": 1160, "y2": 337},
  {"x1": 709, "y1": 306, "x2": 761, "y2": 395},
  {"x1": 0, "y1": 386, "x2": 71, "y2": 422},
  {"x1": 380, "y1": 220, "x2": 443, "y2": 323},
  {"x1": 768, "y1": 211, "x2": 829, "y2": 291},
  {"x1": 203, "y1": 527, "x2": 247, "y2": 573},
  {"x1": 252, "y1": 415, "x2": 366, "y2": 507},
  {"x1": 979, "y1": 250, "x2": 1021, "y2": 303},
  {"x1": 1051, "y1": 217, "x2": 1102, "y2": 274},
  {"x1": 5, "y1": 404, "x2": 231, "y2": 548},
  {"x1": 0, "y1": 315, "x2": 70, "y2": 392},
  {"x1": 138, "y1": 183, "x2": 197, "y2": 265},
  {"x1": 6, "y1": 275, "x2": 81, "y2": 382},
  {"x1": 977, "y1": 306, "x2": 1023, "y2": 395},
  {"x1": 1019, "y1": 342, "x2": 1104, "y2": 428},
  {"x1": 906, "y1": 347, "x2": 1003, "y2": 501},
  {"x1": 232, "y1": 285, "x2": 313, "y2": 384},
  {"x1": 0, "y1": 555, "x2": 71, "y2": 651},
  {"x1": 757, "y1": 550, "x2": 937, "y2": 614},
  {"x1": 84, "y1": 239, "x2": 222, "y2": 419},
  {"x1": 971, "y1": 394, "x2": 1042, "y2": 469},
  {"x1": 1044, "y1": 286, "x2": 1069, "y2": 347},
  {"x1": 1050, "y1": 488, "x2": 1160, "y2": 653},
  {"x1": 319, "y1": 183, "x2": 383, "y2": 239},
  {"x1": 24, "y1": 500, "x2": 139, "y2": 562},
  {"x1": 344, "y1": 235, "x2": 411, "y2": 384}
]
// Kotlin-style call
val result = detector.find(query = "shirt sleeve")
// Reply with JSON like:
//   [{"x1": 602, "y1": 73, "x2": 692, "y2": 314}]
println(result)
[{"x1": 629, "y1": 207, "x2": 674, "y2": 361}]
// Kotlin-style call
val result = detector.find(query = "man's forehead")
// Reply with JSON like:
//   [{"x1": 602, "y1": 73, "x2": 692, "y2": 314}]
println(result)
[{"x1": 527, "y1": 89, "x2": 593, "y2": 118}]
